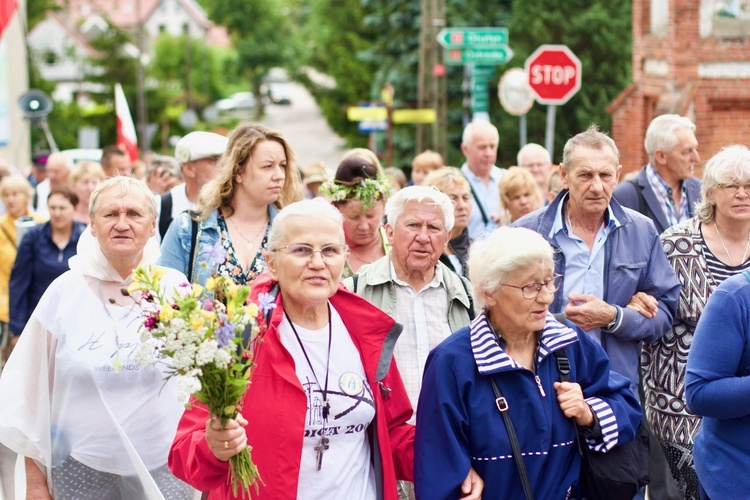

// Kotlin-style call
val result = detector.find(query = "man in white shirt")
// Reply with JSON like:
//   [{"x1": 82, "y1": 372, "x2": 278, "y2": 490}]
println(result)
[
  {"x1": 157, "y1": 131, "x2": 228, "y2": 239},
  {"x1": 460, "y1": 121, "x2": 505, "y2": 240},
  {"x1": 34, "y1": 152, "x2": 71, "y2": 217},
  {"x1": 344, "y1": 186, "x2": 474, "y2": 419}
]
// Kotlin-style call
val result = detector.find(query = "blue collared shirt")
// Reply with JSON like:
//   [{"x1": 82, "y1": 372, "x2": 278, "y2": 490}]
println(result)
[
  {"x1": 460, "y1": 163, "x2": 505, "y2": 240},
  {"x1": 549, "y1": 194, "x2": 621, "y2": 344},
  {"x1": 645, "y1": 163, "x2": 689, "y2": 228}
]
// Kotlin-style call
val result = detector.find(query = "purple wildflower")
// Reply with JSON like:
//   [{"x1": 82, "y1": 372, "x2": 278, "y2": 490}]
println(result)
[
  {"x1": 203, "y1": 298, "x2": 215, "y2": 311},
  {"x1": 203, "y1": 241, "x2": 227, "y2": 266},
  {"x1": 256, "y1": 292, "x2": 277, "y2": 314},
  {"x1": 215, "y1": 314, "x2": 235, "y2": 347}
]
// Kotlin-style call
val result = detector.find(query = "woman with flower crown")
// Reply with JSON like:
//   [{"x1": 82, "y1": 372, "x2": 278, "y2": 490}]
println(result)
[
  {"x1": 169, "y1": 198, "x2": 484, "y2": 499},
  {"x1": 0, "y1": 177, "x2": 192, "y2": 499},
  {"x1": 321, "y1": 150, "x2": 392, "y2": 278},
  {"x1": 160, "y1": 122, "x2": 304, "y2": 287}
]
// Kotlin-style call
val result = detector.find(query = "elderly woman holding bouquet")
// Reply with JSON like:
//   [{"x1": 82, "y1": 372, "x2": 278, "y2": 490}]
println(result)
[
  {"x1": 169, "y1": 198, "x2": 484, "y2": 499},
  {"x1": 160, "y1": 122, "x2": 304, "y2": 287},
  {"x1": 0, "y1": 177, "x2": 192, "y2": 499}
]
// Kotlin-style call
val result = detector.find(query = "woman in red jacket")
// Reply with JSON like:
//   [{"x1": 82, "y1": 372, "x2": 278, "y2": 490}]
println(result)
[{"x1": 170, "y1": 198, "x2": 442, "y2": 499}]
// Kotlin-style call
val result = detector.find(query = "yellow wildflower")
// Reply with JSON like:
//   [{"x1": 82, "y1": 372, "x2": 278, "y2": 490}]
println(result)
[
  {"x1": 160, "y1": 305, "x2": 176, "y2": 321},
  {"x1": 191, "y1": 284, "x2": 205, "y2": 298}
]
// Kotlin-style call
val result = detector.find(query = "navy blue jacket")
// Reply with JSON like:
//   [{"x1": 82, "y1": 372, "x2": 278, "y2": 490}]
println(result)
[
  {"x1": 513, "y1": 190, "x2": 681, "y2": 394},
  {"x1": 613, "y1": 166, "x2": 702, "y2": 235},
  {"x1": 8, "y1": 221, "x2": 86, "y2": 334},
  {"x1": 415, "y1": 314, "x2": 642, "y2": 499}
]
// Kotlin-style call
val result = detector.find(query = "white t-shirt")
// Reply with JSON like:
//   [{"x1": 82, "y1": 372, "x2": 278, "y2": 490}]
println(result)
[{"x1": 278, "y1": 304, "x2": 377, "y2": 500}]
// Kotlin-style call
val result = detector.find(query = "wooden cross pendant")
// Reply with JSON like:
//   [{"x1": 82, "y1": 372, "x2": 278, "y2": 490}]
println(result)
[{"x1": 315, "y1": 436, "x2": 330, "y2": 471}]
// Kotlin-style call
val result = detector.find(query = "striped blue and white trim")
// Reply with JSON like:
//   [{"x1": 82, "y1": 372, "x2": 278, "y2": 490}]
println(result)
[
  {"x1": 585, "y1": 396, "x2": 619, "y2": 452},
  {"x1": 470, "y1": 312, "x2": 579, "y2": 375}
]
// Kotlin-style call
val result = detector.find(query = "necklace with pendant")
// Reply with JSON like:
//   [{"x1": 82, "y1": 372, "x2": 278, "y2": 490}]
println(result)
[{"x1": 229, "y1": 216, "x2": 269, "y2": 252}]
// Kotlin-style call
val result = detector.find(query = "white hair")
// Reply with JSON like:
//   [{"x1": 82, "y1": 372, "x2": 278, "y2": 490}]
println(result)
[
  {"x1": 517, "y1": 143, "x2": 551, "y2": 166},
  {"x1": 644, "y1": 114, "x2": 696, "y2": 162},
  {"x1": 468, "y1": 226, "x2": 554, "y2": 311},
  {"x1": 268, "y1": 197, "x2": 345, "y2": 250},
  {"x1": 462, "y1": 120, "x2": 499, "y2": 148},
  {"x1": 89, "y1": 176, "x2": 158, "y2": 220},
  {"x1": 385, "y1": 185, "x2": 454, "y2": 232},
  {"x1": 695, "y1": 145, "x2": 750, "y2": 223}
]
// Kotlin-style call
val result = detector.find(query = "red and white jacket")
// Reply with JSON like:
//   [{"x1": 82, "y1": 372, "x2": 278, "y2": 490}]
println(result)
[{"x1": 169, "y1": 273, "x2": 415, "y2": 499}]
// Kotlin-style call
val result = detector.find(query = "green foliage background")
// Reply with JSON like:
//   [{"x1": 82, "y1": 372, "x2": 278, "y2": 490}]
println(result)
[{"x1": 27, "y1": 0, "x2": 631, "y2": 168}]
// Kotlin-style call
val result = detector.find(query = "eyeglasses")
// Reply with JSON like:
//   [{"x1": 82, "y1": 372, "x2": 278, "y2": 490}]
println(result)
[
  {"x1": 501, "y1": 274, "x2": 562, "y2": 299},
  {"x1": 274, "y1": 243, "x2": 349, "y2": 261},
  {"x1": 717, "y1": 183, "x2": 750, "y2": 194}
]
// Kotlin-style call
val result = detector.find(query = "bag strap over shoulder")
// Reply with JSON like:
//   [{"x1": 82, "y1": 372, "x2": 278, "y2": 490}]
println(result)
[
  {"x1": 187, "y1": 212, "x2": 200, "y2": 283},
  {"x1": 488, "y1": 376, "x2": 534, "y2": 500}
]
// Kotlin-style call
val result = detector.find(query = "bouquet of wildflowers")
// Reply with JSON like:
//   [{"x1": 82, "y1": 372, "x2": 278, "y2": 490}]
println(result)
[{"x1": 129, "y1": 258, "x2": 272, "y2": 497}]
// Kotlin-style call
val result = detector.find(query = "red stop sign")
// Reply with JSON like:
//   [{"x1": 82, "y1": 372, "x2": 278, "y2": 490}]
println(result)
[{"x1": 525, "y1": 45, "x2": 582, "y2": 105}]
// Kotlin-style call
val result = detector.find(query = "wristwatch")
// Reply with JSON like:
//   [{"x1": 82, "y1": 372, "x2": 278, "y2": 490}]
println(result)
[{"x1": 605, "y1": 306, "x2": 619, "y2": 331}]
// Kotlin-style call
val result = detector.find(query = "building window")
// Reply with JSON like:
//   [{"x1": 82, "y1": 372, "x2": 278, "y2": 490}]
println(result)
[
  {"x1": 710, "y1": 0, "x2": 750, "y2": 37},
  {"x1": 650, "y1": 0, "x2": 669, "y2": 35}
]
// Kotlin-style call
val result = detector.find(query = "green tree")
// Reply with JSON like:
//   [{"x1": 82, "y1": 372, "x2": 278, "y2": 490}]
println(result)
[
  {"x1": 202, "y1": 0, "x2": 296, "y2": 119},
  {"x1": 297, "y1": 0, "x2": 378, "y2": 149},
  {"x1": 502, "y1": 0, "x2": 632, "y2": 164}
]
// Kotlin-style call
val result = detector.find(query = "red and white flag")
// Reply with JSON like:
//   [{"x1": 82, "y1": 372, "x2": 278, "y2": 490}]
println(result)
[
  {"x1": 114, "y1": 83, "x2": 139, "y2": 162},
  {"x1": 0, "y1": 0, "x2": 17, "y2": 39}
]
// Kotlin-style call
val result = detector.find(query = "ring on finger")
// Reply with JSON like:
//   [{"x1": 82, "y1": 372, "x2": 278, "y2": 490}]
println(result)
[{"x1": 224, "y1": 440, "x2": 229, "y2": 449}]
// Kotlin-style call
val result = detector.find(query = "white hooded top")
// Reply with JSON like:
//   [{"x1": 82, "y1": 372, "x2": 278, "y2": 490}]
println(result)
[{"x1": 0, "y1": 228, "x2": 188, "y2": 498}]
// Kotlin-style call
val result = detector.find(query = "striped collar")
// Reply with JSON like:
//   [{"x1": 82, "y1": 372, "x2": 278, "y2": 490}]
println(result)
[{"x1": 470, "y1": 313, "x2": 579, "y2": 375}]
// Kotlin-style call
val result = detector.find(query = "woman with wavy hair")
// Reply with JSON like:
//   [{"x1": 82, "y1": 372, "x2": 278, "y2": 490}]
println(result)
[{"x1": 160, "y1": 122, "x2": 304, "y2": 286}]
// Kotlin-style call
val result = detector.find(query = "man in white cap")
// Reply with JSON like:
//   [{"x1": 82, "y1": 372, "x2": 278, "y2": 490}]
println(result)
[{"x1": 158, "y1": 131, "x2": 228, "y2": 239}]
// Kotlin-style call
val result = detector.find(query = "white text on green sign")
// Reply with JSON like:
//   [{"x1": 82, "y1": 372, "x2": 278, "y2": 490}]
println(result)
[
  {"x1": 437, "y1": 28, "x2": 509, "y2": 48},
  {"x1": 444, "y1": 47, "x2": 514, "y2": 65}
]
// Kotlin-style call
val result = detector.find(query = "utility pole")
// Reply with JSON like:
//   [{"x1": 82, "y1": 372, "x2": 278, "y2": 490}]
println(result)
[
  {"x1": 135, "y1": 0, "x2": 148, "y2": 155},
  {"x1": 416, "y1": 0, "x2": 446, "y2": 159}
]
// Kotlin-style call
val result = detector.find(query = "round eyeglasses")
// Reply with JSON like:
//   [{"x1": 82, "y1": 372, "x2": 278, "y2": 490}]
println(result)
[
  {"x1": 500, "y1": 274, "x2": 563, "y2": 299},
  {"x1": 274, "y1": 243, "x2": 349, "y2": 261}
]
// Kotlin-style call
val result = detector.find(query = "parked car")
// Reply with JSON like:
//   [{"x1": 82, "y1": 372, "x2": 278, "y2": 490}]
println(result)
[
  {"x1": 215, "y1": 92, "x2": 256, "y2": 112},
  {"x1": 61, "y1": 148, "x2": 102, "y2": 164}
]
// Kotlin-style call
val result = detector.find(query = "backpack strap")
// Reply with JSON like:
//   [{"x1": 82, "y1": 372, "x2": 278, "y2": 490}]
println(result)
[
  {"x1": 458, "y1": 275, "x2": 475, "y2": 321},
  {"x1": 461, "y1": 171, "x2": 490, "y2": 226},
  {"x1": 159, "y1": 192, "x2": 174, "y2": 239}
]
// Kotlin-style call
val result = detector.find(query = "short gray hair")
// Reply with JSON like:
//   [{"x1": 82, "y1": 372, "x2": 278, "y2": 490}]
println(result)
[
  {"x1": 385, "y1": 185, "x2": 454, "y2": 232},
  {"x1": 268, "y1": 198, "x2": 345, "y2": 251},
  {"x1": 462, "y1": 120, "x2": 499, "y2": 148},
  {"x1": 469, "y1": 226, "x2": 554, "y2": 311},
  {"x1": 562, "y1": 124, "x2": 619, "y2": 172},
  {"x1": 644, "y1": 114, "x2": 696, "y2": 162},
  {"x1": 517, "y1": 143, "x2": 551, "y2": 166},
  {"x1": 89, "y1": 176, "x2": 158, "y2": 220},
  {"x1": 695, "y1": 145, "x2": 750, "y2": 223}
]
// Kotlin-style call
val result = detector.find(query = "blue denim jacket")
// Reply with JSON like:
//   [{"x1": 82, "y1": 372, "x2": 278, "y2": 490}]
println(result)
[
  {"x1": 513, "y1": 190, "x2": 681, "y2": 394},
  {"x1": 159, "y1": 206, "x2": 279, "y2": 286}
]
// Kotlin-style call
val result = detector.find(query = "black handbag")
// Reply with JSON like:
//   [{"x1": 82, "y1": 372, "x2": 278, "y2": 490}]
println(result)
[{"x1": 553, "y1": 348, "x2": 650, "y2": 500}]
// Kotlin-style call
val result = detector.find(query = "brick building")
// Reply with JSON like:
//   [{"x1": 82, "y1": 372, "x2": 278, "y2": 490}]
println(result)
[{"x1": 607, "y1": 0, "x2": 750, "y2": 175}]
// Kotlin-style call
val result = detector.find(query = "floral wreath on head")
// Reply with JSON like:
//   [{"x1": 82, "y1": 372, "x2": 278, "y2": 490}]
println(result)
[{"x1": 319, "y1": 171, "x2": 392, "y2": 208}]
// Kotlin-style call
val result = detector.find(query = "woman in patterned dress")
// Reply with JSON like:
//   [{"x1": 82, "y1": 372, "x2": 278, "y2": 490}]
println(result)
[
  {"x1": 641, "y1": 144, "x2": 750, "y2": 499},
  {"x1": 160, "y1": 122, "x2": 304, "y2": 286}
]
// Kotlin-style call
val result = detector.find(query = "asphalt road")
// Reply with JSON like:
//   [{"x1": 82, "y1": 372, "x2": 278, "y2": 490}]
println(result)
[{"x1": 261, "y1": 83, "x2": 347, "y2": 172}]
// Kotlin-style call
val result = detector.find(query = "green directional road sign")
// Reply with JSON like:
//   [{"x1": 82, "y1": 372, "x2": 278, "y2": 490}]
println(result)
[
  {"x1": 471, "y1": 80, "x2": 489, "y2": 94},
  {"x1": 471, "y1": 95, "x2": 489, "y2": 112},
  {"x1": 471, "y1": 65, "x2": 496, "y2": 79},
  {"x1": 444, "y1": 47, "x2": 514, "y2": 65},
  {"x1": 437, "y1": 28, "x2": 509, "y2": 48}
]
